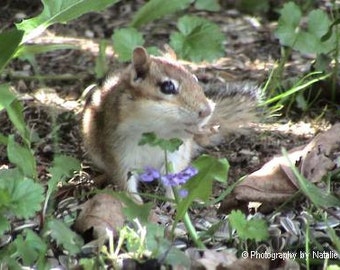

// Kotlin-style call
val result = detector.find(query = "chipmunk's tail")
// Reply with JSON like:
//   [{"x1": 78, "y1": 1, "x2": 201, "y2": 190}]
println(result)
[{"x1": 197, "y1": 82, "x2": 263, "y2": 145}]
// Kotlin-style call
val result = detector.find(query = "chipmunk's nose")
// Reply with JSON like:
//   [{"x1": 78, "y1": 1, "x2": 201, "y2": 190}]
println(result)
[{"x1": 198, "y1": 104, "x2": 212, "y2": 118}]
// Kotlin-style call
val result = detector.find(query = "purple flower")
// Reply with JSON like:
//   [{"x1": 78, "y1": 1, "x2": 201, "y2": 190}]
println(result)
[
  {"x1": 178, "y1": 166, "x2": 198, "y2": 180},
  {"x1": 161, "y1": 166, "x2": 198, "y2": 187},
  {"x1": 161, "y1": 174, "x2": 179, "y2": 186},
  {"x1": 139, "y1": 166, "x2": 161, "y2": 182},
  {"x1": 178, "y1": 189, "x2": 189, "y2": 198}
]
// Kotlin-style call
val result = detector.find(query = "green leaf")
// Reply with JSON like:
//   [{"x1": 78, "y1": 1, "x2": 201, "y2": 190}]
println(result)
[
  {"x1": 115, "y1": 192, "x2": 153, "y2": 224},
  {"x1": 145, "y1": 223, "x2": 165, "y2": 253},
  {"x1": 0, "y1": 217, "x2": 10, "y2": 236},
  {"x1": 94, "y1": 40, "x2": 108, "y2": 79},
  {"x1": 131, "y1": 0, "x2": 191, "y2": 28},
  {"x1": 10, "y1": 177, "x2": 44, "y2": 218},
  {"x1": 16, "y1": 0, "x2": 121, "y2": 43},
  {"x1": 275, "y1": 24, "x2": 298, "y2": 47},
  {"x1": 175, "y1": 155, "x2": 229, "y2": 220},
  {"x1": 192, "y1": 155, "x2": 229, "y2": 183},
  {"x1": 146, "y1": 46, "x2": 160, "y2": 56},
  {"x1": 0, "y1": 187, "x2": 11, "y2": 210},
  {"x1": 0, "y1": 85, "x2": 30, "y2": 144},
  {"x1": 294, "y1": 32, "x2": 323, "y2": 54},
  {"x1": 49, "y1": 154, "x2": 81, "y2": 180},
  {"x1": 79, "y1": 258, "x2": 96, "y2": 269},
  {"x1": 275, "y1": 4, "x2": 335, "y2": 55},
  {"x1": 274, "y1": 2, "x2": 301, "y2": 47},
  {"x1": 321, "y1": 18, "x2": 340, "y2": 42},
  {"x1": 0, "y1": 84, "x2": 16, "y2": 111},
  {"x1": 0, "y1": 29, "x2": 24, "y2": 73},
  {"x1": 7, "y1": 136, "x2": 36, "y2": 178},
  {"x1": 278, "y1": 2, "x2": 301, "y2": 28},
  {"x1": 170, "y1": 15, "x2": 225, "y2": 62},
  {"x1": 14, "y1": 229, "x2": 47, "y2": 266},
  {"x1": 145, "y1": 223, "x2": 190, "y2": 267},
  {"x1": 48, "y1": 219, "x2": 83, "y2": 255},
  {"x1": 314, "y1": 54, "x2": 332, "y2": 72},
  {"x1": 46, "y1": 155, "x2": 81, "y2": 199},
  {"x1": 163, "y1": 242, "x2": 190, "y2": 267},
  {"x1": 308, "y1": 10, "x2": 331, "y2": 39},
  {"x1": 195, "y1": 0, "x2": 221, "y2": 11},
  {"x1": 7, "y1": 99, "x2": 30, "y2": 144},
  {"x1": 138, "y1": 132, "x2": 183, "y2": 153},
  {"x1": 15, "y1": 43, "x2": 77, "y2": 59},
  {"x1": 327, "y1": 265, "x2": 340, "y2": 270},
  {"x1": 112, "y1": 28, "x2": 144, "y2": 62},
  {"x1": 0, "y1": 168, "x2": 44, "y2": 219},
  {"x1": 295, "y1": 93, "x2": 308, "y2": 111},
  {"x1": 229, "y1": 210, "x2": 268, "y2": 242},
  {"x1": 0, "y1": 133, "x2": 8, "y2": 145},
  {"x1": 0, "y1": 254, "x2": 19, "y2": 268},
  {"x1": 304, "y1": 9, "x2": 334, "y2": 54},
  {"x1": 292, "y1": 10, "x2": 333, "y2": 54},
  {"x1": 235, "y1": 0, "x2": 269, "y2": 14}
]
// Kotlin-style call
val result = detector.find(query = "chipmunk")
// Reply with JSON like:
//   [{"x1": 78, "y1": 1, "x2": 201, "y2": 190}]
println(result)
[{"x1": 82, "y1": 47, "x2": 260, "y2": 203}]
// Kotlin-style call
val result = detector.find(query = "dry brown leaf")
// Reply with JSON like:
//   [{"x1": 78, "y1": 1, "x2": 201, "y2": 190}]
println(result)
[
  {"x1": 218, "y1": 147, "x2": 303, "y2": 213},
  {"x1": 192, "y1": 249, "x2": 299, "y2": 270},
  {"x1": 74, "y1": 193, "x2": 125, "y2": 243},
  {"x1": 233, "y1": 148, "x2": 302, "y2": 203},
  {"x1": 219, "y1": 123, "x2": 340, "y2": 212},
  {"x1": 299, "y1": 123, "x2": 340, "y2": 183},
  {"x1": 224, "y1": 258, "x2": 299, "y2": 270},
  {"x1": 234, "y1": 152, "x2": 297, "y2": 202},
  {"x1": 196, "y1": 249, "x2": 237, "y2": 269},
  {"x1": 223, "y1": 258, "x2": 270, "y2": 270}
]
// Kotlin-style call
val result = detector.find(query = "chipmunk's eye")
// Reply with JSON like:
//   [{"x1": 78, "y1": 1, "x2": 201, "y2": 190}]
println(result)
[{"x1": 159, "y1": 80, "x2": 179, "y2": 95}]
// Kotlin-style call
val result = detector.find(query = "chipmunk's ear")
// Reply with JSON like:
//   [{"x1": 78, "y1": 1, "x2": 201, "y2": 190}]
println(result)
[{"x1": 132, "y1": 47, "x2": 150, "y2": 80}]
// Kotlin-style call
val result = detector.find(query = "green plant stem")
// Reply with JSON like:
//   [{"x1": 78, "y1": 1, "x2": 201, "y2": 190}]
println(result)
[
  {"x1": 182, "y1": 211, "x2": 206, "y2": 249},
  {"x1": 171, "y1": 187, "x2": 206, "y2": 249},
  {"x1": 264, "y1": 72, "x2": 330, "y2": 105},
  {"x1": 163, "y1": 147, "x2": 205, "y2": 248},
  {"x1": 164, "y1": 149, "x2": 169, "y2": 174},
  {"x1": 268, "y1": 46, "x2": 291, "y2": 94},
  {"x1": 331, "y1": 0, "x2": 339, "y2": 102}
]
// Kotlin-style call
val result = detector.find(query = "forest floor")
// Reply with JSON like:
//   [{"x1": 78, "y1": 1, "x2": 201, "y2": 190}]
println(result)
[{"x1": 0, "y1": 1, "x2": 339, "y2": 269}]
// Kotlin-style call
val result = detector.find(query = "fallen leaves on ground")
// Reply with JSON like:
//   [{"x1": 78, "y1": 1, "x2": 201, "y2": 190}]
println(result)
[
  {"x1": 186, "y1": 249, "x2": 299, "y2": 270},
  {"x1": 219, "y1": 123, "x2": 340, "y2": 213},
  {"x1": 74, "y1": 193, "x2": 125, "y2": 246}
]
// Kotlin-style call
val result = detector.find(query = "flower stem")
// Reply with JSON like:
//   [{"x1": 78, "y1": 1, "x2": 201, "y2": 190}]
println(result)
[
  {"x1": 183, "y1": 211, "x2": 206, "y2": 249},
  {"x1": 172, "y1": 187, "x2": 206, "y2": 249},
  {"x1": 163, "y1": 149, "x2": 205, "y2": 248},
  {"x1": 164, "y1": 150, "x2": 169, "y2": 174}
]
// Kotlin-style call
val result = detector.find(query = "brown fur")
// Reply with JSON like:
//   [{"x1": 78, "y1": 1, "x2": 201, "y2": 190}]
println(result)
[{"x1": 82, "y1": 47, "x2": 259, "y2": 201}]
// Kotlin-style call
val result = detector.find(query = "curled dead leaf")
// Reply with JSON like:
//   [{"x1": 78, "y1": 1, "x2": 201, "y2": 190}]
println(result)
[
  {"x1": 299, "y1": 123, "x2": 340, "y2": 183},
  {"x1": 195, "y1": 249, "x2": 237, "y2": 269},
  {"x1": 190, "y1": 249, "x2": 299, "y2": 270},
  {"x1": 74, "y1": 193, "x2": 125, "y2": 244},
  {"x1": 219, "y1": 123, "x2": 340, "y2": 212}
]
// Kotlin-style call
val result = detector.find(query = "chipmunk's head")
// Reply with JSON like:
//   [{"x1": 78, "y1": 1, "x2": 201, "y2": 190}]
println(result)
[{"x1": 125, "y1": 47, "x2": 215, "y2": 136}]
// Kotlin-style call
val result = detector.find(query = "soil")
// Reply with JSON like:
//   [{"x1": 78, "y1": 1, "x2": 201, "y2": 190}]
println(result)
[{"x1": 0, "y1": 0, "x2": 339, "y2": 269}]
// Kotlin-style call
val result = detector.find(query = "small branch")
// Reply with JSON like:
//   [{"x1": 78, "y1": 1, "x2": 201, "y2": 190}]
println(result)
[{"x1": 9, "y1": 73, "x2": 88, "y2": 81}]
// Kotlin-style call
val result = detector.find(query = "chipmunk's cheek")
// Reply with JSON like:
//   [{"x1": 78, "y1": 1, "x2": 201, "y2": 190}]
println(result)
[
  {"x1": 198, "y1": 98, "x2": 216, "y2": 126},
  {"x1": 208, "y1": 99, "x2": 216, "y2": 112}
]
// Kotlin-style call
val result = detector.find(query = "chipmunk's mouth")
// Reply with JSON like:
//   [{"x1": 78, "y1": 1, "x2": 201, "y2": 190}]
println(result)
[
  {"x1": 184, "y1": 122, "x2": 200, "y2": 133},
  {"x1": 184, "y1": 123, "x2": 220, "y2": 136}
]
